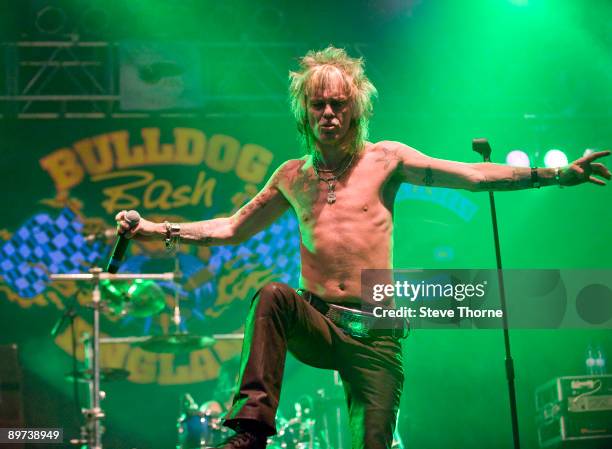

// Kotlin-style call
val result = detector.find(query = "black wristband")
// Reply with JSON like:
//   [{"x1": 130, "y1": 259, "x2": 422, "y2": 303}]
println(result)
[{"x1": 531, "y1": 167, "x2": 541, "y2": 188}]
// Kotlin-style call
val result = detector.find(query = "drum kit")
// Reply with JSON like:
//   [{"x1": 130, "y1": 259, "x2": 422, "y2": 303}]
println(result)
[
  {"x1": 176, "y1": 395, "x2": 232, "y2": 448},
  {"x1": 175, "y1": 394, "x2": 321, "y2": 449},
  {"x1": 173, "y1": 384, "x2": 406, "y2": 449},
  {"x1": 49, "y1": 264, "x2": 245, "y2": 449}
]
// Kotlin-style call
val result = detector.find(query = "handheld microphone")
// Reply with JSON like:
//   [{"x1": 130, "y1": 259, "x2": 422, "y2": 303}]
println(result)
[{"x1": 106, "y1": 210, "x2": 141, "y2": 274}]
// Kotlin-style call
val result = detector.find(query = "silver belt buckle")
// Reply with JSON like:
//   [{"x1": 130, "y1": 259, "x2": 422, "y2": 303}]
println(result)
[{"x1": 326, "y1": 304, "x2": 372, "y2": 338}]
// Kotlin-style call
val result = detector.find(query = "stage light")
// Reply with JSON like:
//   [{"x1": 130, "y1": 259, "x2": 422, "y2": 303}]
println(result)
[
  {"x1": 543, "y1": 149, "x2": 568, "y2": 168},
  {"x1": 35, "y1": 6, "x2": 67, "y2": 34},
  {"x1": 506, "y1": 150, "x2": 530, "y2": 167}
]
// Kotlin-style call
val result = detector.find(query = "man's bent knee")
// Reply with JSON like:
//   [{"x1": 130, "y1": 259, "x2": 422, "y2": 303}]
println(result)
[{"x1": 251, "y1": 282, "x2": 296, "y2": 316}]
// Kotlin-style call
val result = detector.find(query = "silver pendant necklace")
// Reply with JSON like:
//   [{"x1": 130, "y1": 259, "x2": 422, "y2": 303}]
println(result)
[
  {"x1": 325, "y1": 180, "x2": 336, "y2": 204},
  {"x1": 313, "y1": 152, "x2": 356, "y2": 204}
]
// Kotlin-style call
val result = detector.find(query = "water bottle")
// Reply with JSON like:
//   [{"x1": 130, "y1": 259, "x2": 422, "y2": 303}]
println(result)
[
  {"x1": 594, "y1": 345, "x2": 607, "y2": 375},
  {"x1": 585, "y1": 344, "x2": 596, "y2": 375}
]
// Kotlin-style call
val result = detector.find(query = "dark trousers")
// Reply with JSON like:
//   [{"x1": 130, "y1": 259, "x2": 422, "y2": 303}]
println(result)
[{"x1": 223, "y1": 282, "x2": 405, "y2": 449}]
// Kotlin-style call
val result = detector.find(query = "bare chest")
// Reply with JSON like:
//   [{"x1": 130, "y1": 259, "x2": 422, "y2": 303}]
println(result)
[{"x1": 281, "y1": 154, "x2": 401, "y2": 226}]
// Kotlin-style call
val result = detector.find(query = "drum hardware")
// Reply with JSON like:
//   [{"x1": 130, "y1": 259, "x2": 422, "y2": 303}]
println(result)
[
  {"x1": 168, "y1": 256, "x2": 191, "y2": 350},
  {"x1": 83, "y1": 227, "x2": 116, "y2": 243},
  {"x1": 177, "y1": 394, "x2": 233, "y2": 449},
  {"x1": 51, "y1": 264, "x2": 245, "y2": 448},
  {"x1": 50, "y1": 291, "x2": 82, "y2": 425},
  {"x1": 264, "y1": 399, "x2": 321, "y2": 449},
  {"x1": 136, "y1": 334, "x2": 216, "y2": 353},
  {"x1": 176, "y1": 382, "x2": 329, "y2": 449},
  {"x1": 100, "y1": 278, "x2": 165, "y2": 317},
  {"x1": 313, "y1": 375, "x2": 405, "y2": 449},
  {"x1": 136, "y1": 332, "x2": 245, "y2": 353},
  {"x1": 312, "y1": 372, "x2": 347, "y2": 449},
  {"x1": 99, "y1": 333, "x2": 244, "y2": 354},
  {"x1": 49, "y1": 269, "x2": 175, "y2": 449},
  {"x1": 97, "y1": 255, "x2": 243, "y2": 355},
  {"x1": 64, "y1": 368, "x2": 131, "y2": 383},
  {"x1": 130, "y1": 254, "x2": 244, "y2": 354}
]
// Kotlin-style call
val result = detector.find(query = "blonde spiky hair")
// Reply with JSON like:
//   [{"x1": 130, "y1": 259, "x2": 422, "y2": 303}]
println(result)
[{"x1": 289, "y1": 46, "x2": 377, "y2": 155}]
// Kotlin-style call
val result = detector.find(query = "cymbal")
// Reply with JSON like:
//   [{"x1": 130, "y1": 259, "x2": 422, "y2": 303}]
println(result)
[
  {"x1": 136, "y1": 334, "x2": 216, "y2": 354},
  {"x1": 101, "y1": 279, "x2": 165, "y2": 318},
  {"x1": 65, "y1": 368, "x2": 130, "y2": 383}
]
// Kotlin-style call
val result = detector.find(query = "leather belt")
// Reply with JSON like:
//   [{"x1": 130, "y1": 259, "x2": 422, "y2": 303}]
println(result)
[{"x1": 297, "y1": 289, "x2": 409, "y2": 339}]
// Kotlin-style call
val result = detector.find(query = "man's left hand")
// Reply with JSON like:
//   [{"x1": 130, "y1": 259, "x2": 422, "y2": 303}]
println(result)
[{"x1": 561, "y1": 150, "x2": 611, "y2": 186}]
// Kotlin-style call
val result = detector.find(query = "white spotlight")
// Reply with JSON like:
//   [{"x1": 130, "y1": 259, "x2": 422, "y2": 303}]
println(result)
[
  {"x1": 544, "y1": 149, "x2": 568, "y2": 168},
  {"x1": 506, "y1": 150, "x2": 530, "y2": 167}
]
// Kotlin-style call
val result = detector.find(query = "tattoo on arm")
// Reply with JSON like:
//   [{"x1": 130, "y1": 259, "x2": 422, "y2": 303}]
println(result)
[
  {"x1": 195, "y1": 195, "x2": 269, "y2": 246},
  {"x1": 423, "y1": 167, "x2": 434, "y2": 186},
  {"x1": 477, "y1": 168, "x2": 533, "y2": 191},
  {"x1": 237, "y1": 195, "x2": 268, "y2": 219},
  {"x1": 376, "y1": 148, "x2": 400, "y2": 169}
]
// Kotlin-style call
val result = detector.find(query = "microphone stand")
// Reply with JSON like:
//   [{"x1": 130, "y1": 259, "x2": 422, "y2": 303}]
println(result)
[{"x1": 472, "y1": 138, "x2": 521, "y2": 449}]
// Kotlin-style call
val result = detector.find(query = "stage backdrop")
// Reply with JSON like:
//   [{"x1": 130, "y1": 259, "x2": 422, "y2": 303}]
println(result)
[{"x1": 0, "y1": 105, "x2": 497, "y2": 445}]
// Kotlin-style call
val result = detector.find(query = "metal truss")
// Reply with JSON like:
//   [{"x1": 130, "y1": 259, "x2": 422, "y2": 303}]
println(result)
[
  {"x1": 0, "y1": 39, "x2": 373, "y2": 120},
  {"x1": 1, "y1": 40, "x2": 115, "y2": 119}
]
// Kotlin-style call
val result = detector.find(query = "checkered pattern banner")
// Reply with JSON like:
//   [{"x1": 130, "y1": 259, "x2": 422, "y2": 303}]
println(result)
[
  {"x1": 0, "y1": 208, "x2": 105, "y2": 298},
  {"x1": 208, "y1": 213, "x2": 301, "y2": 279},
  {"x1": 120, "y1": 212, "x2": 301, "y2": 314}
]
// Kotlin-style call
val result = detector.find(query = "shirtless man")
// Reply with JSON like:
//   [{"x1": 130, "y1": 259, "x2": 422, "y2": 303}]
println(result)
[{"x1": 116, "y1": 46, "x2": 610, "y2": 449}]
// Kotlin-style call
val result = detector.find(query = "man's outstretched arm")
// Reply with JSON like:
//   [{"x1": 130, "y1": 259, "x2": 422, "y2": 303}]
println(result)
[
  {"x1": 389, "y1": 142, "x2": 611, "y2": 191},
  {"x1": 115, "y1": 162, "x2": 292, "y2": 246}
]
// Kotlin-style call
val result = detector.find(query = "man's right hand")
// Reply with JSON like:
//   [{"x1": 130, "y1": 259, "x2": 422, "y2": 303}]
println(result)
[{"x1": 114, "y1": 210, "x2": 162, "y2": 240}]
